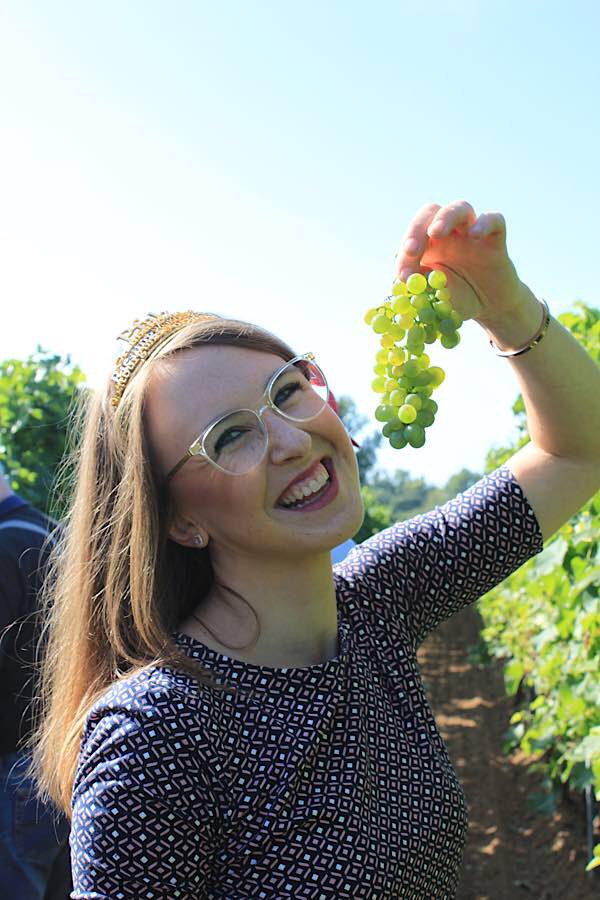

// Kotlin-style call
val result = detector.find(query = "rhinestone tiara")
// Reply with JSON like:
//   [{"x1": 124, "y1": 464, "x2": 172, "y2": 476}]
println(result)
[{"x1": 110, "y1": 311, "x2": 218, "y2": 408}]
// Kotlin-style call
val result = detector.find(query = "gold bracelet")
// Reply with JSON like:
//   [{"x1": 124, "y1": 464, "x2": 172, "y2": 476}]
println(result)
[{"x1": 488, "y1": 297, "x2": 551, "y2": 358}]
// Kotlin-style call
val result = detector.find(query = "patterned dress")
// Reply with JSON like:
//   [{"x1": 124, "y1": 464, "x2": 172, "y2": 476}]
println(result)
[{"x1": 70, "y1": 465, "x2": 544, "y2": 899}]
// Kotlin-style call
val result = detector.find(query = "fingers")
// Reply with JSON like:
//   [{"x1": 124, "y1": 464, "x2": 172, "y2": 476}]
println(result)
[
  {"x1": 396, "y1": 201, "x2": 506, "y2": 283},
  {"x1": 467, "y1": 211, "x2": 506, "y2": 238},
  {"x1": 426, "y1": 200, "x2": 477, "y2": 238},
  {"x1": 396, "y1": 199, "x2": 476, "y2": 282},
  {"x1": 396, "y1": 202, "x2": 441, "y2": 279}
]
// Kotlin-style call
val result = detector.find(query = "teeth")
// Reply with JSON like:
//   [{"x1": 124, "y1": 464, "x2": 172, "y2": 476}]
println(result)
[{"x1": 280, "y1": 462, "x2": 330, "y2": 506}]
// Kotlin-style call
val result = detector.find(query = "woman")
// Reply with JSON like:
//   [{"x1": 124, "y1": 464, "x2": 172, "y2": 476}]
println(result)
[{"x1": 29, "y1": 200, "x2": 600, "y2": 898}]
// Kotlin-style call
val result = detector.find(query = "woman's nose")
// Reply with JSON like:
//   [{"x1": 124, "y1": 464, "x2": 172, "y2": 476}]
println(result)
[{"x1": 263, "y1": 408, "x2": 312, "y2": 460}]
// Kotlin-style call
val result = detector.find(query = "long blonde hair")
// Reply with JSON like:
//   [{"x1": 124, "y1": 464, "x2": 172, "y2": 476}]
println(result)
[{"x1": 27, "y1": 314, "x2": 297, "y2": 817}]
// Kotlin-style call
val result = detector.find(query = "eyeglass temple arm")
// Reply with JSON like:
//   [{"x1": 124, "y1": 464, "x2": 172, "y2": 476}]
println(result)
[{"x1": 165, "y1": 449, "x2": 195, "y2": 481}]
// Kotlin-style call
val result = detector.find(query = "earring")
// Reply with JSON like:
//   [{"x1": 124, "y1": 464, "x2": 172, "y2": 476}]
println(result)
[{"x1": 193, "y1": 534, "x2": 204, "y2": 547}]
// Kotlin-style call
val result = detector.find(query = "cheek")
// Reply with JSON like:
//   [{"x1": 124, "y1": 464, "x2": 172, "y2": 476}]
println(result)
[{"x1": 173, "y1": 467, "x2": 262, "y2": 526}]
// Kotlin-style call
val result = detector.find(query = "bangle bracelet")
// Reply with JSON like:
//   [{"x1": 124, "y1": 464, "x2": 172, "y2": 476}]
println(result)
[{"x1": 488, "y1": 297, "x2": 551, "y2": 358}]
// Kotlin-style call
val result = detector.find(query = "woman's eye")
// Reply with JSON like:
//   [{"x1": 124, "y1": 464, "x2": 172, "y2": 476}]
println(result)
[
  {"x1": 276, "y1": 382, "x2": 302, "y2": 405},
  {"x1": 215, "y1": 429, "x2": 245, "y2": 451}
]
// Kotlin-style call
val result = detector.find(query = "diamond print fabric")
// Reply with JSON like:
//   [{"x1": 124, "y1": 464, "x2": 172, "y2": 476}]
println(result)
[{"x1": 70, "y1": 464, "x2": 544, "y2": 899}]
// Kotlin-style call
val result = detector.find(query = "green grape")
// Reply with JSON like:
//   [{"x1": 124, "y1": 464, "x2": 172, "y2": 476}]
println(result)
[
  {"x1": 373, "y1": 364, "x2": 387, "y2": 376},
  {"x1": 392, "y1": 295, "x2": 412, "y2": 315},
  {"x1": 392, "y1": 280, "x2": 408, "y2": 296},
  {"x1": 411, "y1": 293, "x2": 430, "y2": 312},
  {"x1": 397, "y1": 314, "x2": 414, "y2": 330},
  {"x1": 398, "y1": 376, "x2": 414, "y2": 390},
  {"x1": 373, "y1": 314, "x2": 391, "y2": 333},
  {"x1": 403, "y1": 359, "x2": 420, "y2": 378},
  {"x1": 388, "y1": 323, "x2": 406, "y2": 340},
  {"x1": 418, "y1": 306, "x2": 436, "y2": 325},
  {"x1": 427, "y1": 270, "x2": 447, "y2": 290},
  {"x1": 415, "y1": 385, "x2": 433, "y2": 398},
  {"x1": 435, "y1": 287, "x2": 451, "y2": 302},
  {"x1": 405, "y1": 392, "x2": 423, "y2": 410},
  {"x1": 398, "y1": 404, "x2": 417, "y2": 424},
  {"x1": 423, "y1": 325, "x2": 438, "y2": 344},
  {"x1": 372, "y1": 377, "x2": 386, "y2": 393},
  {"x1": 428, "y1": 366, "x2": 445, "y2": 387},
  {"x1": 438, "y1": 318, "x2": 456, "y2": 335},
  {"x1": 407, "y1": 342, "x2": 425, "y2": 358},
  {"x1": 416, "y1": 353, "x2": 430, "y2": 369},
  {"x1": 375, "y1": 348, "x2": 389, "y2": 364},
  {"x1": 391, "y1": 365, "x2": 404, "y2": 377},
  {"x1": 416, "y1": 409, "x2": 435, "y2": 427},
  {"x1": 450, "y1": 310, "x2": 463, "y2": 329},
  {"x1": 413, "y1": 369, "x2": 433, "y2": 387},
  {"x1": 386, "y1": 364, "x2": 395, "y2": 377},
  {"x1": 380, "y1": 333, "x2": 395, "y2": 348},
  {"x1": 381, "y1": 391, "x2": 392, "y2": 404},
  {"x1": 389, "y1": 347, "x2": 405, "y2": 365},
  {"x1": 440, "y1": 331, "x2": 460, "y2": 349},
  {"x1": 384, "y1": 378, "x2": 398, "y2": 392},
  {"x1": 404, "y1": 423, "x2": 426, "y2": 448},
  {"x1": 407, "y1": 324, "x2": 425, "y2": 343},
  {"x1": 406, "y1": 273, "x2": 427, "y2": 294},
  {"x1": 389, "y1": 388, "x2": 407, "y2": 406},
  {"x1": 424, "y1": 398, "x2": 439, "y2": 414},
  {"x1": 389, "y1": 430, "x2": 408, "y2": 449},
  {"x1": 375, "y1": 404, "x2": 396, "y2": 421},
  {"x1": 364, "y1": 307, "x2": 380, "y2": 325},
  {"x1": 434, "y1": 299, "x2": 453, "y2": 318}
]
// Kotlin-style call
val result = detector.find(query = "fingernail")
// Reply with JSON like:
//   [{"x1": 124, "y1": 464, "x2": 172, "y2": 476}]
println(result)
[
  {"x1": 403, "y1": 238, "x2": 419, "y2": 255},
  {"x1": 469, "y1": 223, "x2": 483, "y2": 235},
  {"x1": 399, "y1": 268, "x2": 411, "y2": 282}
]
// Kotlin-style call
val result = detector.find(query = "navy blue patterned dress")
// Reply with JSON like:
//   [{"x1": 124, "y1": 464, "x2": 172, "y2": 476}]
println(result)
[{"x1": 70, "y1": 465, "x2": 544, "y2": 899}]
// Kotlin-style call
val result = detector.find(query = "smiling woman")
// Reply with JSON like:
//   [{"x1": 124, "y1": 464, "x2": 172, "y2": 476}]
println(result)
[{"x1": 23, "y1": 307, "x2": 564, "y2": 898}]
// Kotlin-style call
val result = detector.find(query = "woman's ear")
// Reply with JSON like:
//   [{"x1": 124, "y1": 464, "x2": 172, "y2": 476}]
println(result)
[{"x1": 168, "y1": 515, "x2": 208, "y2": 549}]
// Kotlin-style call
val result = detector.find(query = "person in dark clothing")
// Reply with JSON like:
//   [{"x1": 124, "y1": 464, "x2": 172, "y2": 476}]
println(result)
[{"x1": 0, "y1": 466, "x2": 72, "y2": 899}]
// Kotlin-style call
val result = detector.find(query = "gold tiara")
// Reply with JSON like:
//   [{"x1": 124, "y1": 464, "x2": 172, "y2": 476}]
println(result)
[{"x1": 111, "y1": 311, "x2": 218, "y2": 408}]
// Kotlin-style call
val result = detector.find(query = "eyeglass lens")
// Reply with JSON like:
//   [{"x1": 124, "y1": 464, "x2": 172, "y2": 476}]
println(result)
[{"x1": 203, "y1": 359, "x2": 328, "y2": 474}]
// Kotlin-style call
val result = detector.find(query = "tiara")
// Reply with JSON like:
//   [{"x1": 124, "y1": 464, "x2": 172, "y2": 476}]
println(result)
[{"x1": 110, "y1": 311, "x2": 217, "y2": 408}]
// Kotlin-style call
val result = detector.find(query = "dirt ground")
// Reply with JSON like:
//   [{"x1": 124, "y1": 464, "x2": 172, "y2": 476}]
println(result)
[{"x1": 415, "y1": 602, "x2": 599, "y2": 900}]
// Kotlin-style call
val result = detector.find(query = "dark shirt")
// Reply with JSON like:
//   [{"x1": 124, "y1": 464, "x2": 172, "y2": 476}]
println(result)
[
  {"x1": 0, "y1": 493, "x2": 56, "y2": 755},
  {"x1": 70, "y1": 465, "x2": 544, "y2": 899}
]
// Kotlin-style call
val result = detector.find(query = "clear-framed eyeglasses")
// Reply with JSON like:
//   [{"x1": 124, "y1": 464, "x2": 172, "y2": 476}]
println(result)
[{"x1": 166, "y1": 352, "x2": 330, "y2": 479}]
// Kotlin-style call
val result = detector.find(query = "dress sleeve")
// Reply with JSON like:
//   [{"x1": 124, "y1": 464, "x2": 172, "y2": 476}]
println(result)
[
  {"x1": 336, "y1": 464, "x2": 544, "y2": 653},
  {"x1": 70, "y1": 691, "x2": 220, "y2": 899}
]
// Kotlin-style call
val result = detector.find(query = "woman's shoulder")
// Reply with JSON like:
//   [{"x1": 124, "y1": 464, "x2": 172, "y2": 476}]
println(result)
[{"x1": 79, "y1": 663, "x2": 203, "y2": 761}]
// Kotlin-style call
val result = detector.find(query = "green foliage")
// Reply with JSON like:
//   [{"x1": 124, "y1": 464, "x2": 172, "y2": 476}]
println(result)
[
  {"x1": 0, "y1": 348, "x2": 87, "y2": 516},
  {"x1": 352, "y1": 484, "x2": 394, "y2": 543},
  {"x1": 335, "y1": 394, "x2": 383, "y2": 484},
  {"x1": 477, "y1": 302, "x2": 600, "y2": 872}
]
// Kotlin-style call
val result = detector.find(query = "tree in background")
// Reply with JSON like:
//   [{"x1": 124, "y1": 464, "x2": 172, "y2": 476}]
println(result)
[
  {"x1": 0, "y1": 348, "x2": 86, "y2": 517},
  {"x1": 334, "y1": 395, "x2": 382, "y2": 484}
]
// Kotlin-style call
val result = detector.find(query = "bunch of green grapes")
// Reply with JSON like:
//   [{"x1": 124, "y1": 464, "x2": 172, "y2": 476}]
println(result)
[{"x1": 363, "y1": 270, "x2": 463, "y2": 449}]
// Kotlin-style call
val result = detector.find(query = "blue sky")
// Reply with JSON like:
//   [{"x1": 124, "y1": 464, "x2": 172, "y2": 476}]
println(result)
[{"x1": 1, "y1": 0, "x2": 598, "y2": 485}]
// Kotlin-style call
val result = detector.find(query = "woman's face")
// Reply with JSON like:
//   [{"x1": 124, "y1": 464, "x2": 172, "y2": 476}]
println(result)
[{"x1": 144, "y1": 344, "x2": 364, "y2": 558}]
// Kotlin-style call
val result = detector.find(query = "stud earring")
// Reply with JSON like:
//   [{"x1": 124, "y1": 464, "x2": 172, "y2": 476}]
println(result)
[{"x1": 193, "y1": 534, "x2": 204, "y2": 547}]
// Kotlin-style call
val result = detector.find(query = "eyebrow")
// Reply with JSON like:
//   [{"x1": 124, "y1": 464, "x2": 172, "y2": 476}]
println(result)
[{"x1": 196, "y1": 359, "x2": 289, "y2": 435}]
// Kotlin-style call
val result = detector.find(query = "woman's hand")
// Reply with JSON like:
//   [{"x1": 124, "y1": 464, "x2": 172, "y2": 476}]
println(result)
[{"x1": 395, "y1": 200, "x2": 532, "y2": 327}]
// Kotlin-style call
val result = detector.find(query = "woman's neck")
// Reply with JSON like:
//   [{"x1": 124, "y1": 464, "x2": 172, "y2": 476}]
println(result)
[{"x1": 179, "y1": 552, "x2": 340, "y2": 668}]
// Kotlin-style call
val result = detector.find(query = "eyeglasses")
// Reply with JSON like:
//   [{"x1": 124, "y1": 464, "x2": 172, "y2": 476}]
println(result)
[{"x1": 165, "y1": 352, "x2": 330, "y2": 479}]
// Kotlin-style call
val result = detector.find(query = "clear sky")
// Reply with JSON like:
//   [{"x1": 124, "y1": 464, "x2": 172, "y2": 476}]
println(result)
[{"x1": 1, "y1": 0, "x2": 598, "y2": 485}]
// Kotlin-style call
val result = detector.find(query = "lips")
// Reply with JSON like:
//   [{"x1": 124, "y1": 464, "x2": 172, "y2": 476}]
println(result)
[{"x1": 276, "y1": 456, "x2": 329, "y2": 505}]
